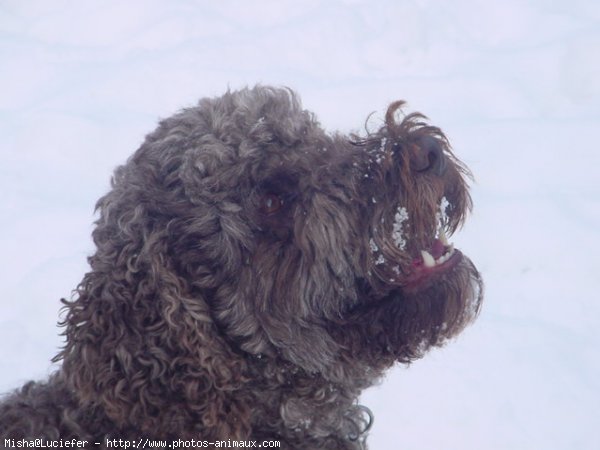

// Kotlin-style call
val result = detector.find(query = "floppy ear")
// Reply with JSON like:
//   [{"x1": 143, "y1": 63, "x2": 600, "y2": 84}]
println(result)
[{"x1": 54, "y1": 183, "x2": 251, "y2": 438}]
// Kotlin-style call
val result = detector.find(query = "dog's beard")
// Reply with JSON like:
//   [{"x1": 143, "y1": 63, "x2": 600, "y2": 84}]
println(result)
[{"x1": 333, "y1": 254, "x2": 482, "y2": 367}]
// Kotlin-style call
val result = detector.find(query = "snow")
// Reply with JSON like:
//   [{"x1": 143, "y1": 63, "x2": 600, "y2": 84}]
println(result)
[
  {"x1": 369, "y1": 238, "x2": 379, "y2": 253},
  {"x1": 392, "y1": 206, "x2": 409, "y2": 250},
  {"x1": 1, "y1": 1, "x2": 599, "y2": 448},
  {"x1": 438, "y1": 196, "x2": 450, "y2": 225}
]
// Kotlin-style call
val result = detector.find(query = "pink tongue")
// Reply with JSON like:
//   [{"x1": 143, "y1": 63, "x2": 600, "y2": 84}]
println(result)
[{"x1": 430, "y1": 239, "x2": 445, "y2": 259}]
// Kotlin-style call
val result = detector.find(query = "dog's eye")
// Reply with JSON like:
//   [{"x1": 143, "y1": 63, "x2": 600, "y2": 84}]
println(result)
[{"x1": 260, "y1": 193, "x2": 284, "y2": 214}]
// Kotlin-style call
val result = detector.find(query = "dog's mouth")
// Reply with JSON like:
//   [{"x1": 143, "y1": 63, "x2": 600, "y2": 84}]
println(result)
[
  {"x1": 371, "y1": 196, "x2": 465, "y2": 292},
  {"x1": 403, "y1": 195, "x2": 464, "y2": 290},
  {"x1": 403, "y1": 232, "x2": 462, "y2": 291}
]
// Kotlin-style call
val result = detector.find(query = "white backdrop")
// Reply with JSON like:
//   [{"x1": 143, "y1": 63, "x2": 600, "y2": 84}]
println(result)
[{"x1": 1, "y1": 1, "x2": 599, "y2": 448}]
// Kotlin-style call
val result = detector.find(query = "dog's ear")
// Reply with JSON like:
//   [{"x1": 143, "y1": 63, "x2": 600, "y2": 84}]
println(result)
[{"x1": 54, "y1": 189, "x2": 251, "y2": 438}]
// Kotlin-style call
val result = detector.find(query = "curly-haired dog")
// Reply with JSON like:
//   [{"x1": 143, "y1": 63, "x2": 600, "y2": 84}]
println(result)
[{"x1": 0, "y1": 86, "x2": 482, "y2": 448}]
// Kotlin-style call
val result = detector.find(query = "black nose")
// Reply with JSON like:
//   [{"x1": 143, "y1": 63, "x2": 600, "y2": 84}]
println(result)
[{"x1": 409, "y1": 136, "x2": 447, "y2": 175}]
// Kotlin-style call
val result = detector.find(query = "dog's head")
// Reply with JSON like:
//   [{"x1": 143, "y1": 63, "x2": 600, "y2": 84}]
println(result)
[{"x1": 57, "y1": 86, "x2": 481, "y2": 432}]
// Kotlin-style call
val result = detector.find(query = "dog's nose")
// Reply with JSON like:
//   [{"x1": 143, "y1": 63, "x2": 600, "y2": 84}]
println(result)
[{"x1": 409, "y1": 136, "x2": 447, "y2": 175}]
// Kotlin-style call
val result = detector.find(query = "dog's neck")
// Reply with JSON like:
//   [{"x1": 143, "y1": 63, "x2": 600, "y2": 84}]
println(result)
[{"x1": 245, "y1": 356, "x2": 374, "y2": 448}]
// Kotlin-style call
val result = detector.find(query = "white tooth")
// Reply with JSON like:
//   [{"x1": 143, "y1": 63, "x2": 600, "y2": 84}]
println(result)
[
  {"x1": 421, "y1": 250, "x2": 436, "y2": 268},
  {"x1": 448, "y1": 244, "x2": 455, "y2": 255},
  {"x1": 439, "y1": 227, "x2": 449, "y2": 245},
  {"x1": 437, "y1": 254, "x2": 448, "y2": 264}
]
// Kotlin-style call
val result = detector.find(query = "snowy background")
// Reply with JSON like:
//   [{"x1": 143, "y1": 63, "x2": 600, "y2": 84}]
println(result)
[{"x1": 1, "y1": 1, "x2": 599, "y2": 448}]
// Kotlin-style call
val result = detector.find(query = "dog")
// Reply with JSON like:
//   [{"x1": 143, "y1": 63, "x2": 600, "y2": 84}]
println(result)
[{"x1": 0, "y1": 86, "x2": 482, "y2": 449}]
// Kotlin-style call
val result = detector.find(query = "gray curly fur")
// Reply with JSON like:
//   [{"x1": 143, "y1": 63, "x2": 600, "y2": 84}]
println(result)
[{"x1": 0, "y1": 86, "x2": 482, "y2": 449}]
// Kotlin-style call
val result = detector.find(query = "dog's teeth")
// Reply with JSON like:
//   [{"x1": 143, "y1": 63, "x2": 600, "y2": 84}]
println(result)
[{"x1": 421, "y1": 250, "x2": 436, "y2": 268}]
